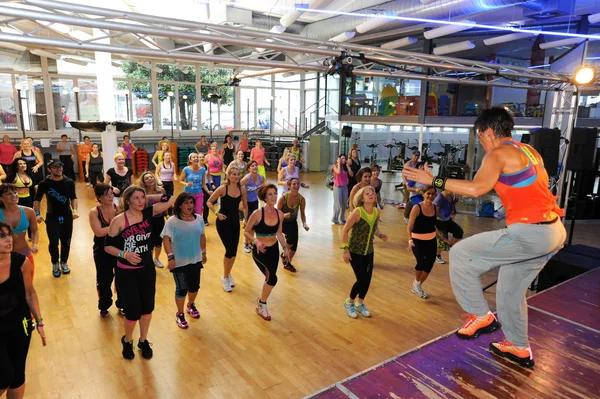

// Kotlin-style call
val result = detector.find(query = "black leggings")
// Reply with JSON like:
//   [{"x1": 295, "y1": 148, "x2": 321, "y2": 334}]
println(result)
[
  {"x1": 94, "y1": 251, "x2": 122, "y2": 311},
  {"x1": 45, "y1": 214, "x2": 73, "y2": 264},
  {"x1": 202, "y1": 189, "x2": 210, "y2": 223},
  {"x1": 435, "y1": 218, "x2": 464, "y2": 240},
  {"x1": 248, "y1": 200, "x2": 259, "y2": 217},
  {"x1": 172, "y1": 262, "x2": 202, "y2": 298},
  {"x1": 162, "y1": 181, "x2": 174, "y2": 215},
  {"x1": 253, "y1": 242, "x2": 279, "y2": 286},
  {"x1": 349, "y1": 252, "x2": 374, "y2": 300},
  {"x1": 0, "y1": 322, "x2": 33, "y2": 390},
  {"x1": 59, "y1": 155, "x2": 74, "y2": 179},
  {"x1": 151, "y1": 216, "x2": 165, "y2": 248},
  {"x1": 82, "y1": 161, "x2": 88, "y2": 182},
  {"x1": 412, "y1": 238, "x2": 437, "y2": 273},
  {"x1": 282, "y1": 220, "x2": 299, "y2": 252},
  {"x1": 216, "y1": 218, "x2": 240, "y2": 258},
  {"x1": 89, "y1": 170, "x2": 103, "y2": 188}
]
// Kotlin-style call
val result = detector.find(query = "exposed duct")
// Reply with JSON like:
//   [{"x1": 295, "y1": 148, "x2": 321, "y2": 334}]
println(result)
[
  {"x1": 300, "y1": 0, "x2": 547, "y2": 40},
  {"x1": 251, "y1": 15, "x2": 304, "y2": 35}
]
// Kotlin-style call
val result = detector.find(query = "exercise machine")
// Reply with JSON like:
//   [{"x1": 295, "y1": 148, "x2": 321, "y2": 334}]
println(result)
[{"x1": 366, "y1": 143, "x2": 379, "y2": 166}]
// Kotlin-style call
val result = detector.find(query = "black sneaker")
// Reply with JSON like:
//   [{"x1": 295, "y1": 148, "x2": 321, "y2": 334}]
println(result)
[
  {"x1": 284, "y1": 263, "x2": 297, "y2": 273},
  {"x1": 280, "y1": 253, "x2": 288, "y2": 266},
  {"x1": 138, "y1": 339, "x2": 153, "y2": 359},
  {"x1": 121, "y1": 336, "x2": 135, "y2": 360}
]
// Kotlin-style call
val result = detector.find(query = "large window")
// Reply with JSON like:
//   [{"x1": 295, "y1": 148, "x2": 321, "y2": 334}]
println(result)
[
  {"x1": 241, "y1": 88, "x2": 255, "y2": 130},
  {"x1": 15, "y1": 75, "x2": 47, "y2": 131},
  {"x1": 77, "y1": 79, "x2": 100, "y2": 120},
  {"x1": 178, "y1": 84, "x2": 196, "y2": 130},
  {"x1": 51, "y1": 78, "x2": 76, "y2": 130},
  {"x1": 0, "y1": 74, "x2": 18, "y2": 131},
  {"x1": 158, "y1": 84, "x2": 175, "y2": 130}
]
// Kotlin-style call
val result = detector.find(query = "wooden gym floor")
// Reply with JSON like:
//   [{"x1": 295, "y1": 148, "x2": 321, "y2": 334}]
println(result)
[{"x1": 22, "y1": 171, "x2": 600, "y2": 399}]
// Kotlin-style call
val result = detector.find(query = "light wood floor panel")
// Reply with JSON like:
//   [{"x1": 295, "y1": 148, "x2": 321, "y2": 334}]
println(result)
[{"x1": 21, "y1": 171, "x2": 600, "y2": 398}]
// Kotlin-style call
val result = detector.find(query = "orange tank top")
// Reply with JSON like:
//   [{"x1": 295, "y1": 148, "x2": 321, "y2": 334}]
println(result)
[{"x1": 493, "y1": 140, "x2": 564, "y2": 226}]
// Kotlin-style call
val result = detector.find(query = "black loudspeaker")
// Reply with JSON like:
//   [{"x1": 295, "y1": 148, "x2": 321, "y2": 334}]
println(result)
[
  {"x1": 342, "y1": 126, "x2": 353, "y2": 138},
  {"x1": 565, "y1": 127, "x2": 598, "y2": 171},
  {"x1": 520, "y1": 133, "x2": 531, "y2": 144},
  {"x1": 529, "y1": 128, "x2": 560, "y2": 177},
  {"x1": 537, "y1": 245, "x2": 600, "y2": 291}
]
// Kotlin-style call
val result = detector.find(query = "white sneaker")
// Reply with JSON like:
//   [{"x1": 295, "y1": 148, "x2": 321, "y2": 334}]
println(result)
[
  {"x1": 435, "y1": 255, "x2": 446, "y2": 264},
  {"x1": 344, "y1": 299, "x2": 358, "y2": 319},
  {"x1": 228, "y1": 274, "x2": 235, "y2": 287},
  {"x1": 244, "y1": 243, "x2": 251, "y2": 253},
  {"x1": 154, "y1": 258, "x2": 164, "y2": 268},
  {"x1": 256, "y1": 298, "x2": 271, "y2": 320},
  {"x1": 404, "y1": 217, "x2": 409, "y2": 223},
  {"x1": 355, "y1": 302, "x2": 371, "y2": 317},
  {"x1": 86, "y1": 182, "x2": 92, "y2": 187},
  {"x1": 221, "y1": 276, "x2": 232, "y2": 292},
  {"x1": 411, "y1": 281, "x2": 429, "y2": 299}
]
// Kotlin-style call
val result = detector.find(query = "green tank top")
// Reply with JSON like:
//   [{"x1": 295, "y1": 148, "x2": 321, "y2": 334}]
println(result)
[
  {"x1": 348, "y1": 207, "x2": 379, "y2": 255},
  {"x1": 281, "y1": 192, "x2": 303, "y2": 222}
]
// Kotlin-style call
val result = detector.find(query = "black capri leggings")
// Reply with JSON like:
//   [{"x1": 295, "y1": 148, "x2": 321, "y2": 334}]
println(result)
[
  {"x1": 435, "y1": 218, "x2": 464, "y2": 239},
  {"x1": 412, "y1": 238, "x2": 437, "y2": 273},
  {"x1": 115, "y1": 265, "x2": 156, "y2": 321},
  {"x1": 282, "y1": 220, "x2": 299, "y2": 252},
  {"x1": 253, "y1": 242, "x2": 279, "y2": 286},
  {"x1": 216, "y1": 218, "x2": 240, "y2": 258},
  {"x1": 349, "y1": 251, "x2": 374, "y2": 300},
  {"x1": 93, "y1": 251, "x2": 122, "y2": 311},
  {"x1": 248, "y1": 200, "x2": 259, "y2": 217},
  {"x1": 0, "y1": 322, "x2": 33, "y2": 390},
  {"x1": 171, "y1": 262, "x2": 202, "y2": 298},
  {"x1": 89, "y1": 170, "x2": 103, "y2": 188},
  {"x1": 202, "y1": 189, "x2": 210, "y2": 223}
]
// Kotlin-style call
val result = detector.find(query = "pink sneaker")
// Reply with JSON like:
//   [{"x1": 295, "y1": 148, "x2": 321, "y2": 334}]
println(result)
[
  {"x1": 176, "y1": 312, "x2": 189, "y2": 329},
  {"x1": 186, "y1": 303, "x2": 200, "y2": 319}
]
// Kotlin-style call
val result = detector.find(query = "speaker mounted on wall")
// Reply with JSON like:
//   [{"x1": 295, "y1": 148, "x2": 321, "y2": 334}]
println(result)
[{"x1": 342, "y1": 125, "x2": 353, "y2": 138}]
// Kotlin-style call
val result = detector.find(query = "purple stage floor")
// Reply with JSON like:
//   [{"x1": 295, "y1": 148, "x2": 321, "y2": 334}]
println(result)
[{"x1": 309, "y1": 269, "x2": 600, "y2": 399}]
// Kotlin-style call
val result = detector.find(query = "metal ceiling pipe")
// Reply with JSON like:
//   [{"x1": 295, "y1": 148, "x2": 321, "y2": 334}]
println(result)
[
  {"x1": 0, "y1": 5, "x2": 338, "y2": 57},
  {"x1": 300, "y1": 0, "x2": 539, "y2": 40}
]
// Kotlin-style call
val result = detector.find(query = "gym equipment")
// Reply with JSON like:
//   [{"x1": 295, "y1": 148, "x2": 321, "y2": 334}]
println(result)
[
  {"x1": 383, "y1": 143, "x2": 397, "y2": 173},
  {"x1": 366, "y1": 143, "x2": 379, "y2": 166}
]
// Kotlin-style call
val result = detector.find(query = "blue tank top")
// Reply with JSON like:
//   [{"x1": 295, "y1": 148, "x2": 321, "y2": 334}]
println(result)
[
  {"x1": 497, "y1": 142, "x2": 537, "y2": 188},
  {"x1": 0, "y1": 206, "x2": 29, "y2": 235},
  {"x1": 245, "y1": 174, "x2": 263, "y2": 202},
  {"x1": 183, "y1": 166, "x2": 206, "y2": 194}
]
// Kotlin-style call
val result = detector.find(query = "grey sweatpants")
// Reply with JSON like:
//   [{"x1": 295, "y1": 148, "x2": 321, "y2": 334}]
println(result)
[
  {"x1": 332, "y1": 186, "x2": 348, "y2": 224},
  {"x1": 449, "y1": 220, "x2": 566, "y2": 347}
]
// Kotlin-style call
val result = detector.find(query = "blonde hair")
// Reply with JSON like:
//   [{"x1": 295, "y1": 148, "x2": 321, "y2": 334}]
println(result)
[
  {"x1": 224, "y1": 166, "x2": 241, "y2": 186},
  {"x1": 137, "y1": 171, "x2": 160, "y2": 194},
  {"x1": 353, "y1": 186, "x2": 375, "y2": 208},
  {"x1": 113, "y1": 152, "x2": 125, "y2": 161},
  {"x1": 159, "y1": 140, "x2": 169, "y2": 151}
]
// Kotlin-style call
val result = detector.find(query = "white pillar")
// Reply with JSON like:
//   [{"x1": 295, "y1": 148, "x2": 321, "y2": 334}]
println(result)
[
  {"x1": 94, "y1": 29, "x2": 115, "y2": 121},
  {"x1": 101, "y1": 124, "x2": 118, "y2": 171}
]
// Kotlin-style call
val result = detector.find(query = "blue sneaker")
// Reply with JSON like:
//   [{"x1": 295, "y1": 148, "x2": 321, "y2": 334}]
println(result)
[
  {"x1": 52, "y1": 263, "x2": 61, "y2": 278},
  {"x1": 355, "y1": 303, "x2": 371, "y2": 317},
  {"x1": 60, "y1": 262, "x2": 71, "y2": 274},
  {"x1": 344, "y1": 299, "x2": 357, "y2": 319}
]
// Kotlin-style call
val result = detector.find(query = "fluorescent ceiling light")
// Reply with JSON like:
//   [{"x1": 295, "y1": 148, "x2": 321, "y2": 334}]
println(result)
[
  {"x1": 381, "y1": 36, "x2": 418, "y2": 50},
  {"x1": 0, "y1": 42, "x2": 27, "y2": 51},
  {"x1": 0, "y1": 27, "x2": 21, "y2": 35},
  {"x1": 356, "y1": 17, "x2": 392, "y2": 34},
  {"x1": 433, "y1": 40, "x2": 475, "y2": 55},
  {"x1": 424, "y1": 20, "x2": 475, "y2": 39},
  {"x1": 282, "y1": 72, "x2": 295, "y2": 78},
  {"x1": 483, "y1": 32, "x2": 535, "y2": 46},
  {"x1": 588, "y1": 13, "x2": 600, "y2": 24},
  {"x1": 330, "y1": 31, "x2": 356, "y2": 42},
  {"x1": 539, "y1": 38, "x2": 584, "y2": 50},
  {"x1": 63, "y1": 57, "x2": 88, "y2": 66},
  {"x1": 30, "y1": 49, "x2": 61, "y2": 60},
  {"x1": 68, "y1": 30, "x2": 93, "y2": 41},
  {"x1": 269, "y1": 25, "x2": 286, "y2": 34},
  {"x1": 198, "y1": 29, "x2": 211, "y2": 34}
]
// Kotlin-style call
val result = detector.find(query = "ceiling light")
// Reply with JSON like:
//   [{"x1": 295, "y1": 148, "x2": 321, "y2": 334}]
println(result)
[
  {"x1": 433, "y1": 40, "x2": 475, "y2": 55},
  {"x1": 198, "y1": 29, "x2": 211, "y2": 34},
  {"x1": 73, "y1": 87, "x2": 79, "y2": 93},
  {"x1": 30, "y1": 49, "x2": 61, "y2": 60},
  {"x1": 356, "y1": 17, "x2": 392, "y2": 34},
  {"x1": 182, "y1": 95, "x2": 188, "y2": 100},
  {"x1": 588, "y1": 13, "x2": 600, "y2": 24},
  {"x1": 282, "y1": 72, "x2": 295, "y2": 78},
  {"x1": 0, "y1": 42, "x2": 27, "y2": 51},
  {"x1": 539, "y1": 38, "x2": 585, "y2": 50},
  {"x1": 483, "y1": 32, "x2": 535, "y2": 46},
  {"x1": 270, "y1": 25, "x2": 286, "y2": 34},
  {"x1": 68, "y1": 30, "x2": 93, "y2": 41},
  {"x1": 0, "y1": 26, "x2": 21, "y2": 34},
  {"x1": 424, "y1": 20, "x2": 475, "y2": 39},
  {"x1": 573, "y1": 66, "x2": 596, "y2": 85},
  {"x1": 330, "y1": 31, "x2": 355, "y2": 42},
  {"x1": 167, "y1": 91, "x2": 174, "y2": 97},
  {"x1": 381, "y1": 36, "x2": 418, "y2": 50},
  {"x1": 63, "y1": 57, "x2": 88, "y2": 66}
]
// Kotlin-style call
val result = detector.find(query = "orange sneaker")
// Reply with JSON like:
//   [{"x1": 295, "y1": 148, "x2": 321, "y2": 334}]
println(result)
[
  {"x1": 456, "y1": 311, "x2": 501, "y2": 339},
  {"x1": 490, "y1": 340, "x2": 534, "y2": 368}
]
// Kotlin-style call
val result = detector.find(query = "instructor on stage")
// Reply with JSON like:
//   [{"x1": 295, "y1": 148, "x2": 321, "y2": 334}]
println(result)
[{"x1": 403, "y1": 107, "x2": 565, "y2": 368}]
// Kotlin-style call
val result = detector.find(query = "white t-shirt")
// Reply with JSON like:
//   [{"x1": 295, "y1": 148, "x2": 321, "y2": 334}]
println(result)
[{"x1": 161, "y1": 214, "x2": 205, "y2": 268}]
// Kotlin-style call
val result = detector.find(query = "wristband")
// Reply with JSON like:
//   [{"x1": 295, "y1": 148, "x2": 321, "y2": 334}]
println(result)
[
  {"x1": 160, "y1": 195, "x2": 170, "y2": 202},
  {"x1": 341, "y1": 242, "x2": 349, "y2": 250},
  {"x1": 36, "y1": 323, "x2": 44, "y2": 327},
  {"x1": 35, "y1": 317, "x2": 43, "y2": 323},
  {"x1": 303, "y1": 223, "x2": 308, "y2": 228},
  {"x1": 119, "y1": 250, "x2": 128, "y2": 259},
  {"x1": 35, "y1": 210, "x2": 40, "y2": 216},
  {"x1": 433, "y1": 176, "x2": 447, "y2": 191},
  {"x1": 201, "y1": 250, "x2": 207, "y2": 255},
  {"x1": 167, "y1": 254, "x2": 175, "y2": 261},
  {"x1": 71, "y1": 209, "x2": 78, "y2": 214}
]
